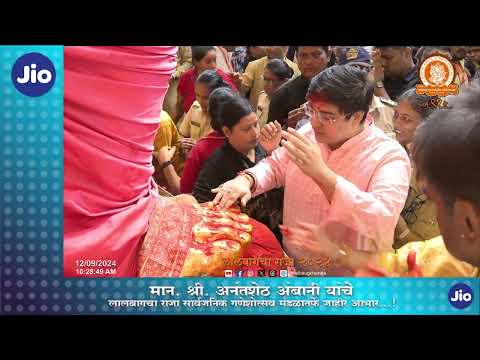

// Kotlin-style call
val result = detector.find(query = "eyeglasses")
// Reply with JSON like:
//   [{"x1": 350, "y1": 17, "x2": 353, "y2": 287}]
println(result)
[{"x1": 304, "y1": 102, "x2": 351, "y2": 124}]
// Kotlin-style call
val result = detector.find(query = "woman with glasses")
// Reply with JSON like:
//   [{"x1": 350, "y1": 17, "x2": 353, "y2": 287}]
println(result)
[
  {"x1": 256, "y1": 59, "x2": 294, "y2": 129},
  {"x1": 392, "y1": 88, "x2": 441, "y2": 249},
  {"x1": 211, "y1": 65, "x2": 411, "y2": 276}
]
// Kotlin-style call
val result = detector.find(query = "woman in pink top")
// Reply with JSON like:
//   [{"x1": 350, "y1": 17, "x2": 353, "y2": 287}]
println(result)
[{"x1": 212, "y1": 65, "x2": 411, "y2": 276}]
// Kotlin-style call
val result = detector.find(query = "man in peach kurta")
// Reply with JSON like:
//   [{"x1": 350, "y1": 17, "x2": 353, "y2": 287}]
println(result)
[{"x1": 212, "y1": 65, "x2": 411, "y2": 276}]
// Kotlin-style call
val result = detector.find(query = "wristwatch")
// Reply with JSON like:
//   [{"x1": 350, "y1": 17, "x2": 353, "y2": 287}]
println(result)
[{"x1": 375, "y1": 81, "x2": 384, "y2": 89}]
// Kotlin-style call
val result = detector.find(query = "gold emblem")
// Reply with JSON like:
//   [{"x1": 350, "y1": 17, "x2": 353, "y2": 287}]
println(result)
[{"x1": 416, "y1": 54, "x2": 458, "y2": 97}]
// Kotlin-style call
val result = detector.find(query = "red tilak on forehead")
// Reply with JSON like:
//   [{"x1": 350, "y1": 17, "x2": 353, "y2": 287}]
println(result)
[{"x1": 307, "y1": 91, "x2": 330, "y2": 104}]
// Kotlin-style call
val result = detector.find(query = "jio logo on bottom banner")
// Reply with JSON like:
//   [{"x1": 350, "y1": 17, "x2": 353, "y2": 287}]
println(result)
[
  {"x1": 11, "y1": 52, "x2": 56, "y2": 97},
  {"x1": 448, "y1": 283, "x2": 473, "y2": 309}
]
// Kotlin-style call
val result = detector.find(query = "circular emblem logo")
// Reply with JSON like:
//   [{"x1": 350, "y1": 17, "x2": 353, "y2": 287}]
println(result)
[{"x1": 419, "y1": 55, "x2": 454, "y2": 87}]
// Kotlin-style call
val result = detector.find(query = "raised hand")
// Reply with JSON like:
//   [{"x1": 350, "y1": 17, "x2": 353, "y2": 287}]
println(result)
[
  {"x1": 281, "y1": 127, "x2": 327, "y2": 180},
  {"x1": 259, "y1": 120, "x2": 282, "y2": 155}
]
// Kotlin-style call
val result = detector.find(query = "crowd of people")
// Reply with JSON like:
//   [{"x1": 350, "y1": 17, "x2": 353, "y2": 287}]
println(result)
[
  {"x1": 64, "y1": 46, "x2": 480, "y2": 278},
  {"x1": 152, "y1": 45, "x2": 480, "y2": 277}
]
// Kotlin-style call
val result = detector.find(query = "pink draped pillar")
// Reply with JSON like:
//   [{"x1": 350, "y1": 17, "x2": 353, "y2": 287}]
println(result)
[{"x1": 63, "y1": 46, "x2": 177, "y2": 277}]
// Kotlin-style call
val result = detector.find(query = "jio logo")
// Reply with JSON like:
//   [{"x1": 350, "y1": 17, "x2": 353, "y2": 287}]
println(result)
[
  {"x1": 11, "y1": 52, "x2": 56, "y2": 97},
  {"x1": 448, "y1": 283, "x2": 473, "y2": 309}
]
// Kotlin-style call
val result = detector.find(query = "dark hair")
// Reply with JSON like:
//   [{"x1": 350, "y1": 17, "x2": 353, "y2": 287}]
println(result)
[
  {"x1": 265, "y1": 59, "x2": 294, "y2": 80},
  {"x1": 196, "y1": 69, "x2": 229, "y2": 93},
  {"x1": 420, "y1": 46, "x2": 451, "y2": 61},
  {"x1": 397, "y1": 88, "x2": 438, "y2": 120},
  {"x1": 191, "y1": 46, "x2": 216, "y2": 63},
  {"x1": 208, "y1": 87, "x2": 238, "y2": 132},
  {"x1": 216, "y1": 94, "x2": 254, "y2": 131},
  {"x1": 306, "y1": 65, "x2": 374, "y2": 123},
  {"x1": 412, "y1": 83, "x2": 480, "y2": 210}
]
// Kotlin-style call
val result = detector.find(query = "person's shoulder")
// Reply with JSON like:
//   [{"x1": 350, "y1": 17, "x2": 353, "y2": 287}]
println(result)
[
  {"x1": 248, "y1": 56, "x2": 266, "y2": 69},
  {"x1": 183, "y1": 67, "x2": 195, "y2": 75},
  {"x1": 286, "y1": 75, "x2": 304, "y2": 88},
  {"x1": 369, "y1": 124, "x2": 409, "y2": 160},
  {"x1": 178, "y1": 68, "x2": 194, "y2": 90},
  {"x1": 216, "y1": 69, "x2": 236, "y2": 87},
  {"x1": 285, "y1": 58, "x2": 299, "y2": 69},
  {"x1": 196, "y1": 133, "x2": 224, "y2": 149},
  {"x1": 200, "y1": 144, "x2": 228, "y2": 169},
  {"x1": 207, "y1": 142, "x2": 229, "y2": 159},
  {"x1": 215, "y1": 68, "x2": 231, "y2": 77},
  {"x1": 160, "y1": 110, "x2": 174, "y2": 124},
  {"x1": 369, "y1": 123, "x2": 396, "y2": 143},
  {"x1": 180, "y1": 67, "x2": 194, "y2": 80},
  {"x1": 270, "y1": 79, "x2": 292, "y2": 99}
]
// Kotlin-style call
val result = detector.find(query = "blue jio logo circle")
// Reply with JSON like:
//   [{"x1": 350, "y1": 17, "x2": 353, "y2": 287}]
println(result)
[
  {"x1": 11, "y1": 52, "x2": 56, "y2": 97},
  {"x1": 448, "y1": 283, "x2": 473, "y2": 309}
]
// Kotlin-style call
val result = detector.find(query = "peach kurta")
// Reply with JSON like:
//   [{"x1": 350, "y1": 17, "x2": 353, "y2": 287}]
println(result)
[{"x1": 249, "y1": 120, "x2": 411, "y2": 275}]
